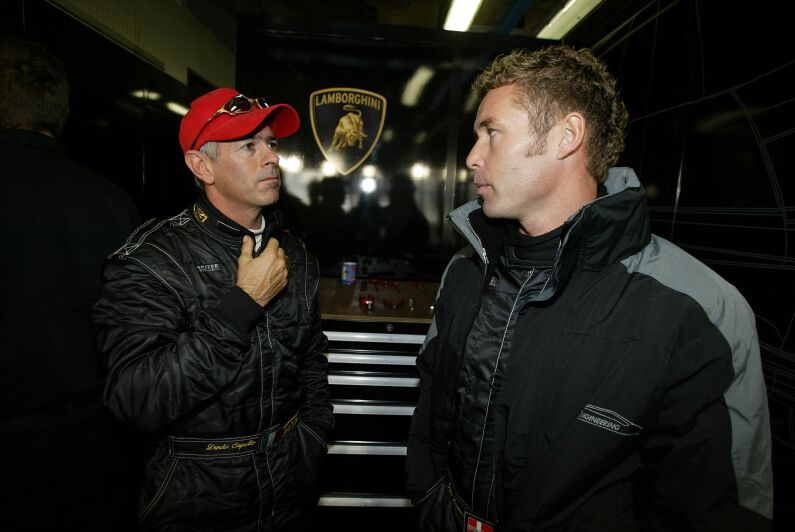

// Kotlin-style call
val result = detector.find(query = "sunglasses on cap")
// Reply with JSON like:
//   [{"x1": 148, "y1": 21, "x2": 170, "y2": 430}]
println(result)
[{"x1": 189, "y1": 94, "x2": 269, "y2": 150}]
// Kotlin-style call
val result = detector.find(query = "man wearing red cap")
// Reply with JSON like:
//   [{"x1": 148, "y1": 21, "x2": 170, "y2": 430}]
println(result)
[{"x1": 93, "y1": 88, "x2": 334, "y2": 531}]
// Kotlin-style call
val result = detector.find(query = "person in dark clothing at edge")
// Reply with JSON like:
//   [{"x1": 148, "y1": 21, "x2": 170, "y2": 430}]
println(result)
[
  {"x1": 405, "y1": 44, "x2": 773, "y2": 531},
  {"x1": 0, "y1": 36, "x2": 141, "y2": 531},
  {"x1": 93, "y1": 88, "x2": 334, "y2": 531}
]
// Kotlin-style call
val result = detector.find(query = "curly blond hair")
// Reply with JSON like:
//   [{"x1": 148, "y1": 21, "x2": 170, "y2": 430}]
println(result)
[{"x1": 472, "y1": 45, "x2": 628, "y2": 183}]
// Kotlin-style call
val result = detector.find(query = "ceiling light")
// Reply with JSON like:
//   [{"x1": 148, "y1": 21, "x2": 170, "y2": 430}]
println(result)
[
  {"x1": 444, "y1": 0, "x2": 483, "y2": 32},
  {"x1": 360, "y1": 176, "x2": 377, "y2": 194},
  {"x1": 410, "y1": 163, "x2": 430, "y2": 180},
  {"x1": 401, "y1": 66, "x2": 435, "y2": 107},
  {"x1": 165, "y1": 102, "x2": 189, "y2": 116},
  {"x1": 281, "y1": 154, "x2": 303, "y2": 173},
  {"x1": 536, "y1": 0, "x2": 603, "y2": 40},
  {"x1": 131, "y1": 89, "x2": 161, "y2": 100},
  {"x1": 321, "y1": 160, "x2": 337, "y2": 176},
  {"x1": 362, "y1": 165, "x2": 377, "y2": 178},
  {"x1": 463, "y1": 91, "x2": 479, "y2": 113}
]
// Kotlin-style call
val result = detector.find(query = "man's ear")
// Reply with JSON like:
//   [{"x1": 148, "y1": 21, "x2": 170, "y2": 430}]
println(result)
[
  {"x1": 557, "y1": 112, "x2": 585, "y2": 160},
  {"x1": 184, "y1": 150, "x2": 215, "y2": 187}
]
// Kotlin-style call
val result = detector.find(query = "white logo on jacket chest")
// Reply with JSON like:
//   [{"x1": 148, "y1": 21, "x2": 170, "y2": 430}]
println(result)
[
  {"x1": 196, "y1": 263, "x2": 221, "y2": 272},
  {"x1": 577, "y1": 404, "x2": 642, "y2": 436}
]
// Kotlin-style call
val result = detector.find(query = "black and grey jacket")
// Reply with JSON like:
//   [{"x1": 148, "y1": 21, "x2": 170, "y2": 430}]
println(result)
[
  {"x1": 406, "y1": 167, "x2": 773, "y2": 531},
  {"x1": 93, "y1": 194, "x2": 334, "y2": 531}
]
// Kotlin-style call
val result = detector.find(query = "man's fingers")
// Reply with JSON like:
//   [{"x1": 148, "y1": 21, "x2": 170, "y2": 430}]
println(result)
[
  {"x1": 240, "y1": 235, "x2": 254, "y2": 258},
  {"x1": 264, "y1": 237, "x2": 280, "y2": 254},
  {"x1": 235, "y1": 236, "x2": 289, "y2": 306}
]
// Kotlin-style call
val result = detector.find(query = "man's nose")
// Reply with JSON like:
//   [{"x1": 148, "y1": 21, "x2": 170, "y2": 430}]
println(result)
[
  {"x1": 261, "y1": 144, "x2": 278, "y2": 165},
  {"x1": 465, "y1": 144, "x2": 481, "y2": 170}
]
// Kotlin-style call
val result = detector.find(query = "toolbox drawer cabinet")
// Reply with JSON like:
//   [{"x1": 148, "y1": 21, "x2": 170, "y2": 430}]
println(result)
[
  {"x1": 312, "y1": 277, "x2": 437, "y2": 531},
  {"x1": 315, "y1": 323, "x2": 425, "y2": 531}
]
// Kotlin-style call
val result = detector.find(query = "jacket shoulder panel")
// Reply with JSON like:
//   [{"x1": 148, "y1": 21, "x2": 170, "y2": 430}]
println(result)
[
  {"x1": 620, "y1": 234, "x2": 773, "y2": 518},
  {"x1": 107, "y1": 211, "x2": 198, "y2": 299},
  {"x1": 112, "y1": 211, "x2": 191, "y2": 259}
]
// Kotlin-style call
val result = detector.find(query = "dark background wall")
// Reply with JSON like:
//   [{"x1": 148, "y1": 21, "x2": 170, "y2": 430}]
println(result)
[{"x1": 3, "y1": 0, "x2": 792, "y2": 527}]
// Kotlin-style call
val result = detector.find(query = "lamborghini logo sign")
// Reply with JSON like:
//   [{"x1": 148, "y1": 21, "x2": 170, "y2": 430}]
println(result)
[{"x1": 309, "y1": 88, "x2": 387, "y2": 175}]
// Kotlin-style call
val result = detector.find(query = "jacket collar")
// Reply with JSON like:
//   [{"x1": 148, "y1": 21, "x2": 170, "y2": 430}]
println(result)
[
  {"x1": 564, "y1": 167, "x2": 650, "y2": 271},
  {"x1": 449, "y1": 167, "x2": 651, "y2": 287},
  {"x1": 0, "y1": 128, "x2": 65, "y2": 153},
  {"x1": 190, "y1": 193, "x2": 281, "y2": 248}
]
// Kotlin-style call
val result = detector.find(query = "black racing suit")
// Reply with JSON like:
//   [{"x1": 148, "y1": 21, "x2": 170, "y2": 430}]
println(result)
[{"x1": 94, "y1": 195, "x2": 334, "y2": 531}]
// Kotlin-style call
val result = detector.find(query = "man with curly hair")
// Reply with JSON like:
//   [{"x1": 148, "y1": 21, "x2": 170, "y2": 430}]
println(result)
[{"x1": 406, "y1": 44, "x2": 773, "y2": 531}]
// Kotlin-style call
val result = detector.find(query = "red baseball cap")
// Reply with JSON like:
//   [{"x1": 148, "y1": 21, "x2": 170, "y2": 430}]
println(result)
[{"x1": 178, "y1": 88, "x2": 300, "y2": 153}]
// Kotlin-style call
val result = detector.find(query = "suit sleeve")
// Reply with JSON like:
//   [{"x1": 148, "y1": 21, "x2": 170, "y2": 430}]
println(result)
[
  {"x1": 93, "y1": 253, "x2": 264, "y2": 433},
  {"x1": 640, "y1": 300, "x2": 773, "y2": 531}
]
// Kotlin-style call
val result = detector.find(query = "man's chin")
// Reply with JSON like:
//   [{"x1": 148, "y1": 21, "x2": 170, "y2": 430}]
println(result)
[
  {"x1": 481, "y1": 202, "x2": 500, "y2": 219},
  {"x1": 256, "y1": 188, "x2": 280, "y2": 207}
]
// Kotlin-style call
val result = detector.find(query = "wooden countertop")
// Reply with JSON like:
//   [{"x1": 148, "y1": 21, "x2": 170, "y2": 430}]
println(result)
[{"x1": 318, "y1": 277, "x2": 438, "y2": 323}]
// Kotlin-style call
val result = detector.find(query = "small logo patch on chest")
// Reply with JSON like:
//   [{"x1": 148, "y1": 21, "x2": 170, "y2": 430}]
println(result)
[
  {"x1": 577, "y1": 404, "x2": 642, "y2": 436},
  {"x1": 193, "y1": 203, "x2": 208, "y2": 223},
  {"x1": 196, "y1": 263, "x2": 221, "y2": 272}
]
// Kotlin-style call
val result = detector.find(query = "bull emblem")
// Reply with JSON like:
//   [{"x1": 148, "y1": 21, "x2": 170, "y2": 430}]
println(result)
[
  {"x1": 331, "y1": 105, "x2": 368, "y2": 150},
  {"x1": 309, "y1": 88, "x2": 387, "y2": 175}
]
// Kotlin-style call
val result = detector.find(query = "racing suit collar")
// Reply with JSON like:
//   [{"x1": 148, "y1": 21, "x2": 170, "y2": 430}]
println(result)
[{"x1": 190, "y1": 192, "x2": 281, "y2": 248}]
